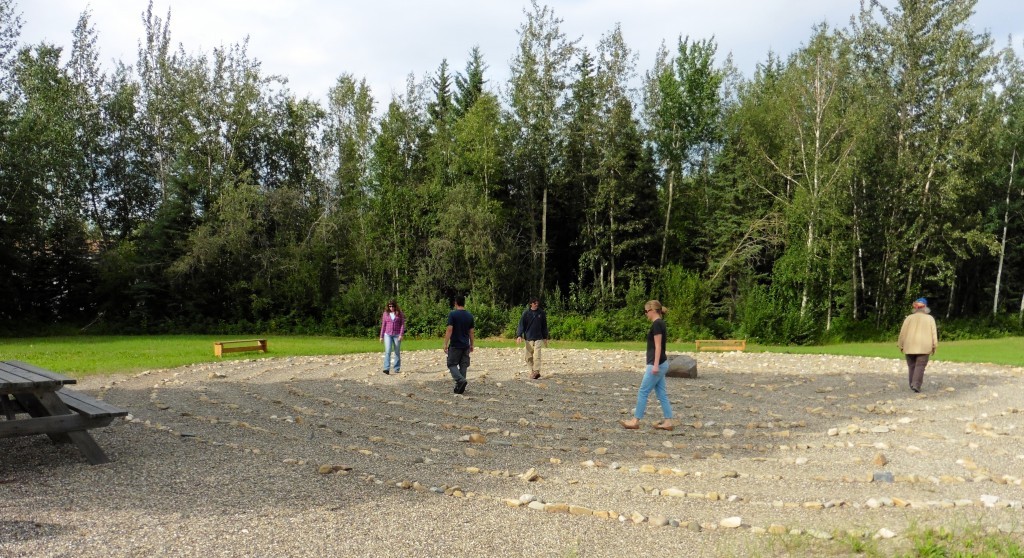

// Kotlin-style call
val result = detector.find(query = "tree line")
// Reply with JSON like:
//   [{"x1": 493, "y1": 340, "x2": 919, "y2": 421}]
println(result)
[{"x1": 2, "y1": 0, "x2": 1023, "y2": 343}]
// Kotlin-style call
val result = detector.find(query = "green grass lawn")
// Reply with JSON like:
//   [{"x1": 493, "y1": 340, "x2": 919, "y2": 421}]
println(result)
[{"x1": 1, "y1": 335, "x2": 1022, "y2": 377}]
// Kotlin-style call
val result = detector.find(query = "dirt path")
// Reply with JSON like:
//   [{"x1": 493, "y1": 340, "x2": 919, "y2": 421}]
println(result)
[{"x1": 3, "y1": 349, "x2": 1024, "y2": 557}]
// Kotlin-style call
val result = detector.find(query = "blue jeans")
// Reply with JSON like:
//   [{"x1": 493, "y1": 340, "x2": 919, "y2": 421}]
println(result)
[
  {"x1": 382, "y1": 334, "x2": 401, "y2": 372},
  {"x1": 634, "y1": 361, "x2": 672, "y2": 420}
]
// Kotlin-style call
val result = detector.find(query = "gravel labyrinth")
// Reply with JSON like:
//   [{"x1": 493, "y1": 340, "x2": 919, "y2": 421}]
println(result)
[{"x1": 3, "y1": 349, "x2": 1024, "y2": 557}]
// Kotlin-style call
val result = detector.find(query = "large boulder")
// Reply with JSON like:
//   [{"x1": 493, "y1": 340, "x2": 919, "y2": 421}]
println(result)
[{"x1": 666, "y1": 354, "x2": 698, "y2": 378}]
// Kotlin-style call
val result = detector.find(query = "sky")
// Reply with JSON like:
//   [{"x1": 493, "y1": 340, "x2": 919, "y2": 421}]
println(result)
[{"x1": 15, "y1": 1, "x2": 1024, "y2": 104}]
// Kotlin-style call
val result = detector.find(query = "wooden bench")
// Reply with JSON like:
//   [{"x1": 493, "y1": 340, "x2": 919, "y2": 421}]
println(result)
[
  {"x1": 695, "y1": 339, "x2": 747, "y2": 352},
  {"x1": 214, "y1": 338, "x2": 268, "y2": 357}
]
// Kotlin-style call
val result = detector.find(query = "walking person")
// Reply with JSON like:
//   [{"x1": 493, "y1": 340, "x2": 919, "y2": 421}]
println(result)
[
  {"x1": 379, "y1": 299, "x2": 406, "y2": 375},
  {"x1": 515, "y1": 297, "x2": 549, "y2": 379},
  {"x1": 620, "y1": 300, "x2": 674, "y2": 431},
  {"x1": 442, "y1": 295, "x2": 475, "y2": 394},
  {"x1": 898, "y1": 297, "x2": 938, "y2": 392}
]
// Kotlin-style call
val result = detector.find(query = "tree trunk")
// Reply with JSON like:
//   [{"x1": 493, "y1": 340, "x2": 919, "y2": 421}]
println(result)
[
  {"x1": 609, "y1": 209, "x2": 616, "y2": 296},
  {"x1": 659, "y1": 169, "x2": 675, "y2": 268},
  {"x1": 994, "y1": 149, "x2": 1015, "y2": 316},
  {"x1": 946, "y1": 273, "x2": 955, "y2": 320},
  {"x1": 800, "y1": 219, "x2": 814, "y2": 319},
  {"x1": 540, "y1": 186, "x2": 548, "y2": 296}
]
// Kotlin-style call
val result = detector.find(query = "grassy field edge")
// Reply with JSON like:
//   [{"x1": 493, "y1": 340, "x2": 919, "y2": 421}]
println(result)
[{"x1": 2, "y1": 335, "x2": 1023, "y2": 377}]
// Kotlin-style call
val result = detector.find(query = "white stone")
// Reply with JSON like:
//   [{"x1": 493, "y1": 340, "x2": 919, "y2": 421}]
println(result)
[{"x1": 719, "y1": 517, "x2": 742, "y2": 528}]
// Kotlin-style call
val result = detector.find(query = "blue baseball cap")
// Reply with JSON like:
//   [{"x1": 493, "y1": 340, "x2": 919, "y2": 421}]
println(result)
[{"x1": 914, "y1": 297, "x2": 928, "y2": 306}]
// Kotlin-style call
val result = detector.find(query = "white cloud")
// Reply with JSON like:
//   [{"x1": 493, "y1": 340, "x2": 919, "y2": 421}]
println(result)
[{"x1": 14, "y1": 0, "x2": 1023, "y2": 104}]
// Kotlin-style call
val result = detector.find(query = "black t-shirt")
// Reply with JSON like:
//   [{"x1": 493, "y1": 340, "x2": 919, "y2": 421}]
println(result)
[
  {"x1": 646, "y1": 318, "x2": 668, "y2": 365},
  {"x1": 446, "y1": 309, "x2": 475, "y2": 349}
]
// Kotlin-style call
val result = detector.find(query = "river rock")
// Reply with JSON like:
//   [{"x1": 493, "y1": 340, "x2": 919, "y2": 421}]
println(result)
[{"x1": 666, "y1": 355, "x2": 698, "y2": 378}]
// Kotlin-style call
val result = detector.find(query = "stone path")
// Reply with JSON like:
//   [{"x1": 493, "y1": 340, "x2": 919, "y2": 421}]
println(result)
[{"x1": 2, "y1": 349, "x2": 1024, "y2": 557}]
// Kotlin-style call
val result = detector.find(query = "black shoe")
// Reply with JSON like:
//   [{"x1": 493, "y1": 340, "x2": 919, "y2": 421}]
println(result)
[
  {"x1": 455, "y1": 380, "x2": 467, "y2": 394},
  {"x1": 383, "y1": 369, "x2": 390, "y2": 375},
  {"x1": 911, "y1": 386, "x2": 920, "y2": 393}
]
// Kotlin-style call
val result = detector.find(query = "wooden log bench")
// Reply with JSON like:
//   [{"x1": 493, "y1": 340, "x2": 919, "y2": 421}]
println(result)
[
  {"x1": 695, "y1": 339, "x2": 747, "y2": 352},
  {"x1": 214, "y1": 338, "x2": 268, "y2": 357}
]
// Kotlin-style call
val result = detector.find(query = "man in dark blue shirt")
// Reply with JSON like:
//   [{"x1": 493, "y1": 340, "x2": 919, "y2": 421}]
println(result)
[
  {"x1": 443, "y1": 295, "x2": 475, "y2": 394},
  {"x1": 515, "y1": 297, "x2": 549, "y2": 379}
]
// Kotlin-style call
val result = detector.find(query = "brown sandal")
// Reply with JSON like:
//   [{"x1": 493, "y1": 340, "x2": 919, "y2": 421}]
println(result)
[
  {"x1": 531, "y1": 371, "x2": 541, "y2": 380},
  {"x1": 653, "y1": 421, "x2": 674, "y2": 431},
  {"x1": 619, "y1": 419, "x2": 640, "y2": 430}
]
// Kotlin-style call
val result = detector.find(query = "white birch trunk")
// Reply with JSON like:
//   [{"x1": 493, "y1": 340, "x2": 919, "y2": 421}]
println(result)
[
  {"x1": 659, "y1": 169, "x2": 675, "y2": 268},
  {"x1": 540, "y1": 186, "x2": 548, "y2": 296},
  {"x1": 993, "y1": 149, "x2": 1015, "y2": 316}
]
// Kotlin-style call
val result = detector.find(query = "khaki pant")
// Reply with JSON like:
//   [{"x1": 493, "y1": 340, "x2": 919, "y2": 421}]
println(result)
[{"x1": 523, "y1": 339, "x2": 545, "y2": 372}]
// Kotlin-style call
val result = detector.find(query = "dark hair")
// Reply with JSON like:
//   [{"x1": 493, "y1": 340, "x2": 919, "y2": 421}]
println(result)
[
  {"x1": 386, "y1": 299, "x2": 401, "y2": 313},
  {"x1": 529, "y1": 297, "x2": 540, "y2": 305},
  {"x1": 454, "y1": 295, "x2": 466, "y2": 307}
]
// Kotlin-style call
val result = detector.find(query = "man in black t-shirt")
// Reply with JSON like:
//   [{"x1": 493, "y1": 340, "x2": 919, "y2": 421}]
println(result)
[{"x1": 443, "y1": 295, "x2": 475, "y2": 394}]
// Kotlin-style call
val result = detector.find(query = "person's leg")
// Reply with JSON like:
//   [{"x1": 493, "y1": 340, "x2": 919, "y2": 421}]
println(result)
[
  {"x1": 622, "y1": 365, "x2": 656, "y2": 429},
  {"x1": 652, "y1": 361, "x2": 673, "y2": 419},
  {"x1": 532, "y1": 341, "x2": 543, "y2": 376},
  {"x1": 910, "y1": 354, "x2": 929, "y2": 391},
  {"x1": 447, "y1": 349, "x2": 466, "y2": 383},
  {"x1": 456, "y1": 350, "x2": 471, "y2": 393},
  {"x1": 633, "y1": 365, "x2": 658, "y2": 419},
  {"x1": 905, "y1": 355, "x2": 915, "y2": 388},
  {"x1": 392, "y1": 337, "x2": 401, "y2": 372},
  {"x1": 382, "y1": 335, "x2": 393, "y2": 373},
  {"x1": 523, "y1": 340, "x2": 535, "y2": 372}
]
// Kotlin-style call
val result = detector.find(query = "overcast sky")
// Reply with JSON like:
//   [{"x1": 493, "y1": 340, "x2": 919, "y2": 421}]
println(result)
[{"x1": 15, "y1": 1, "x2": 1024, "y2": 103}]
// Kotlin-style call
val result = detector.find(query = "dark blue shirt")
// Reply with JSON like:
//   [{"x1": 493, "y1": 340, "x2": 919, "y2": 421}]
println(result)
[
  {"x1": 446, "y1": 309, "x2": 475, "y2": 350},
  {"x1": 515, "y1": 307, "x2": 549, "y2": 341}
]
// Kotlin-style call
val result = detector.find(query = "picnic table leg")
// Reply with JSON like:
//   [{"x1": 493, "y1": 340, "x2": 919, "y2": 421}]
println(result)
[
  {"x1": 35, "y1": 392, "x2": 112, "y2": 465},
  {"x1": 14, "y1": 393, "x2": 73, "y2": 444},
  {"x1": 1, "y1": 394, "x2": 18, "y2": 420}
]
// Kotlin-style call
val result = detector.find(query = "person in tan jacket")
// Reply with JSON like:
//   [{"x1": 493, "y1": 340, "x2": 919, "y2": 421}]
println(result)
[{"x1": 898, "y1": 297, "x2": 938, "y2": 392}]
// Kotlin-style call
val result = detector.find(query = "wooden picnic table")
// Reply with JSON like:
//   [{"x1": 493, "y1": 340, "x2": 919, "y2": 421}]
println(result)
[{"x1": 0, "y1": 360, "x2": 127, "y2": 465}]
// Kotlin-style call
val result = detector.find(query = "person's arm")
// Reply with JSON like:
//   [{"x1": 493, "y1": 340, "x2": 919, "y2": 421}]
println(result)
[
  {"x1": 652, "y1": 333, "x2": 663, "y2": 372},
  {"x1": 397, "y1": 312, "x2": 405, "y2": 340},
  {"x1": 931, "y1": 319, "x2": 938, "y2": 355},
  {"x1": 380, "y1": 313, "x2": 386, "y2": 341},
  {"x1": 469, "y1": 327, "x2": 475, "y2": 353},
  {"x1": 515, "y1": 311, "x2": 526, "y2": 343},
  {"x1": 443, "y1": 325, "x2": 453, "y2": 353},
  {"x1": 541, "y1": 312, "x2": 549, "y2": 342}
]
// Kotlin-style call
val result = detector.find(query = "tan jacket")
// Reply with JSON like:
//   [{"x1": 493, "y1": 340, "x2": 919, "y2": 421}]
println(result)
[{"x1": 898, "y1": 310, "x2": 938, "y2": 355}]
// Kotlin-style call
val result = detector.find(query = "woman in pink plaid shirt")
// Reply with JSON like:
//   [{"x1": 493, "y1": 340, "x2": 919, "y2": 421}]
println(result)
[{"x1": 379, "y1": 299, "x2": 406, "y2": 374}]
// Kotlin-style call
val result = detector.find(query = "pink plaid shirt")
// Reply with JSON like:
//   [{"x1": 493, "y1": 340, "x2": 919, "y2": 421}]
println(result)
[{"x1": 380, "y1": 311, "x2": 406, "y2": 337}]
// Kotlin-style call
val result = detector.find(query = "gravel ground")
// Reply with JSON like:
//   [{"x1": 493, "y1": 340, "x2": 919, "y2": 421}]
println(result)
[{"x1": 3, "y1": 348, "x2": 1024, "y2": 557}]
